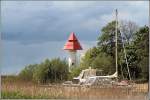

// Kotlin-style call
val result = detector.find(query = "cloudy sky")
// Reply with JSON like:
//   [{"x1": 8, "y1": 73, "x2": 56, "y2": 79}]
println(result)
[{"x1": 1, "y1": 1, "x2": 149, "y2": 75}]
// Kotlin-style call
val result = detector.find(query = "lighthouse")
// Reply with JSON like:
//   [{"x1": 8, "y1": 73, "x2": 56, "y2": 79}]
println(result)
[{"x1": 63, "y1": 32, "x2": 82, "y2": 70}]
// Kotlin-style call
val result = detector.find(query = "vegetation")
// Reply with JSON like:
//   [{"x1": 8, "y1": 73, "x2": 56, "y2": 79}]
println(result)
[
  {"x1": 1, "y1": 90, "x2": 56, "y2": 99},
  {"x1": 18, "y1": 64, "x2": 37, "y2": 81},
  {"x1": 91, "y1": 53, "x2": 114, "y2": 75},
  {"x1": 19, "y1": 58, "x2": 69, "y2": 83},
  {"x1": 80, "y1": 21, "x2": 149, "y2": 81},
  {"x1": 2, "y1": 91, "x2": 34, "y2": 99},
  {"x1": 1, "y1": 20, "x2": 149, "y2": 99},
  {"x1": 16, "y1": 20, "x2": 149, "y2": 83},
  {"x1": 1, "y1": 80, "x2": 148, "y2": 99},
  {"x1": 134, "y1": 26, "x2": 149, "y2": 80}
]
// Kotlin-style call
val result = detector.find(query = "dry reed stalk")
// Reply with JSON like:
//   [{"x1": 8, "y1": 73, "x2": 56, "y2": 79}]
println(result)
[{"x1": 1, "y1": 81, "x2": 148, "y2": 99}]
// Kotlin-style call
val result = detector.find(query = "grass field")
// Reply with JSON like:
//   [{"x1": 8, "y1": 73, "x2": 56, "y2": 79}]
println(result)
[{"x1": 1, "y1": 78, "x2": 148, "y2": 100}]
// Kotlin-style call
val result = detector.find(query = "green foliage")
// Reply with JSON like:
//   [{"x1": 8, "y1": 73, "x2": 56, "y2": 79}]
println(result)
[
  {"x1": 50, "y1": 58, "x2": 69, "y2": 81},
  {"x1": 19, "y1": 64, "x2": 37, "y2": 81},
  {"x1": 2, "y1": 75, "x2": 21, "y2": 83},
  {"x1": 1, "y1": 91, "x2": 51, "y2": 99},
  {"x1": 19, "y1": 58, "x2": 69, "y2": 84},
  {"x1": 119, "y1": 44, "x2": 141, "y2": 79},
  {"x1": 1, "y1": 91, "x2": 28, "y2": 99},
  {"x1": 68, "y1": 66, "x2": 83, "y2": 80},
  {"x1": 80, "y1": 46, "x2": 101, "y2": 68},
  {"x1": 97, "y1": 21, "x2": 122, "y2": 58},
  {"x1": 134, "y1": 26, "x2": 149, "y2": 80},
  {"x1": 1, "y1": 91, "x2": 30, "y2": 99},
  {"x1": 80, "y1": 21, "x2": 122, "y2": 75},
  {"x1": 118, "y1": 26, "x2": 149, "y2": 80},
  {"x1": 18, "y1": 21, "x2": 149, "y2": 83},
  {"x1": 33, "y1": 58, "x2": 69, "y2": 83},
  {"x1": 33, "y1": 61, "x2": 50, "y2": 83},
  {"x1": 80, "y1": 48, "x2": 114, "y2": 75},
  {"x1": 81, "y1": 20, "x2": 149, "y2": 82},
  {"x1": 91, "y1": 53, "x2": 114, "y2": 75}
]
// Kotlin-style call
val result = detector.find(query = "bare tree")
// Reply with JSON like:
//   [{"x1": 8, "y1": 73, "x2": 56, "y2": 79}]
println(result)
[{"x1": 119, "y1": 20, "x2": 139, "y2": 44}]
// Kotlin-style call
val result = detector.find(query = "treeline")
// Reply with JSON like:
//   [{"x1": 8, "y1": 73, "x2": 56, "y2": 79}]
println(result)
[
  {"x1": 80, "y1": 20, "x2": 149, "y2": 81},
  {"x1": 18, "y1": 20, "x2": 149, "y2": 83},
  {"x1": 18, "y1": 58, "x2": 69, "y2": 83}
]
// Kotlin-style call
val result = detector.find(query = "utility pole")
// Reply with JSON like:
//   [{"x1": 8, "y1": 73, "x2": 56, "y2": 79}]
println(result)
[
  {"x1": 148, "y1": 6, "x2": 150, "y2": 99},
  {"x1": 115, "y1": 9, "x2": 118, "y2": 79}
]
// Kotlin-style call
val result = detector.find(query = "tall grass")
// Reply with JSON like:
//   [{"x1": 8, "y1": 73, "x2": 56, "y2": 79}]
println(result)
[
  {"x1": 1, "y1": 91, "x2": 52, "y2": 99},
  {"x1": 1, "y1": 76, "x2": 148, "y2": 99}
]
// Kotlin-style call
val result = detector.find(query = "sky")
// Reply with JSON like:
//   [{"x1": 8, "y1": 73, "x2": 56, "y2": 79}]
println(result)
[{"x1": 1, "y1": 1, "x2": 149, "y2": 75}]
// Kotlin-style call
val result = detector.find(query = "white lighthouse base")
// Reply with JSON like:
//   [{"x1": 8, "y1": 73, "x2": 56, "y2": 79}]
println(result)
[{"x1": 68, "y1": 50, "x2": 77, "y2": 70}]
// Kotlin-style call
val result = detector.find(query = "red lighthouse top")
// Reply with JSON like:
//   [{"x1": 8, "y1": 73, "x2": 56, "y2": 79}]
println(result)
[{"x1": 63, "y1": 32, "x2": 82, "y2": 50}]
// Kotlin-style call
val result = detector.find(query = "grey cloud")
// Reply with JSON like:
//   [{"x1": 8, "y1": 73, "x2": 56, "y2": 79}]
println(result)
[
  {"x1": 1, "y1": 1, "x2": 149, "y2": 44},
  {"x1": 1, "y1": 40, "x2": 96, "y2": 75},
  {"x1": 1, "y1": 1, "x2": 149, "y2": 75}
]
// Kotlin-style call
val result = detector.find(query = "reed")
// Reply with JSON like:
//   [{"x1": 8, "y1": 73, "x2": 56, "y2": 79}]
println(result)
[{"x1": 1, "y1": 80, "x2": 148, "y2": 100}]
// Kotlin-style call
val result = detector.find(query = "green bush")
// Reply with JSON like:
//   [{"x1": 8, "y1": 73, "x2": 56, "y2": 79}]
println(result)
[
  {"x1": 19, "y1": 64, "x2": 37, "y2": 81},
  {"x1": 91, "y1": 53, "x2": 114, "y2": 75},
  {"x1": 68, "y1": 67, "x2": 82, "y2": 80},
  {"x1": 33, "y1": 58, "x2": 69, "y2": 83},
  {"x1": 18, "y1": 58, "x2": 69, "y2": 84}
]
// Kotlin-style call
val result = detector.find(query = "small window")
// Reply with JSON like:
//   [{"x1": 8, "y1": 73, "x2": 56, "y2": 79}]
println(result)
[{"x1": 72, "y1": 63, "x2": 74, "y2": 66}]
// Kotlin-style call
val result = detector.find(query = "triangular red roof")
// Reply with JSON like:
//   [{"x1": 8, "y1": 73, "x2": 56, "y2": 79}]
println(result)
[
  {"x1": 64, "y1": 32, "x2": 82, "y2": 50},
  {"x1": 68, "y1": 32, "x2": 77, "y2": 41}
]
